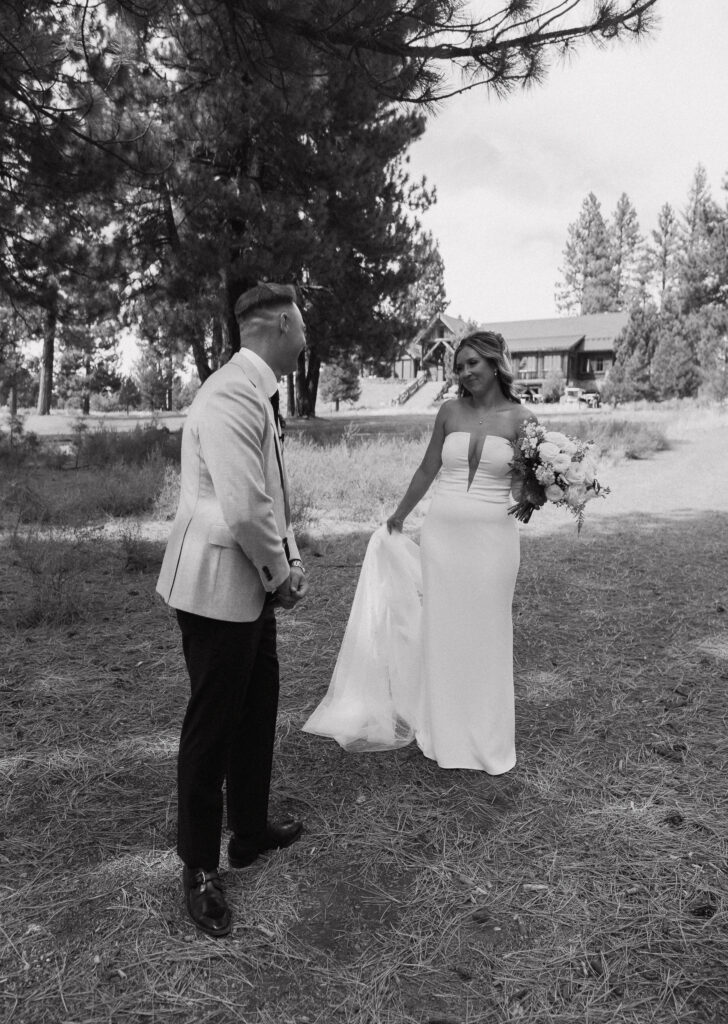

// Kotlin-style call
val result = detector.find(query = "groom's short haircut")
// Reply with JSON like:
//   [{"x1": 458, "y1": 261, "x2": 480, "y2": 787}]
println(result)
[{"x1": 235, "y1": 283, "x2": 299, "y2": 323}]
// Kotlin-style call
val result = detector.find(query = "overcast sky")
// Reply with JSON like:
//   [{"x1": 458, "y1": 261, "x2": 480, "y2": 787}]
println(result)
[{"x1": 407, "y1": 0, "x2": 728, "y2": 324}]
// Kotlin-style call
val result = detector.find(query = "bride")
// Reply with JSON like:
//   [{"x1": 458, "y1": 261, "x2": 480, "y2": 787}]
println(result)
[{"x1": 303, "y1": 330, "x2": 534, "y2": 773}]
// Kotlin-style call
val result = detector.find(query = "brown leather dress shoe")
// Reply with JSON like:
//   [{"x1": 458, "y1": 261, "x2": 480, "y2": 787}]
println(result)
[
  {"x1": 228, "y1": 819, "x2": 303, "y2": 869},
  {"x1": 182, "y1": 867, "x2": 231, "y2": 937}
]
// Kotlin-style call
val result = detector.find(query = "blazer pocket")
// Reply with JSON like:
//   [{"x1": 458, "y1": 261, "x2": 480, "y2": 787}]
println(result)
[{"x1": 208, "y1": 524, "x2": 239, "y2": 549}]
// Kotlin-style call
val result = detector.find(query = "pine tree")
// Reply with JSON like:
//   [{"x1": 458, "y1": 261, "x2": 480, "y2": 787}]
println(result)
[
  {"x1": 606, "y1": 303, "x2": 661, "y2": 401},
  {"x1": 649, "y1": 203, "x2": 680, "y2": 305},
  {"x1": 695, "y1": 305, "x2": 728, "y2": 402},
  {"x1": 2, "y1": 1, "x2": 661, "y2": 413},
  {"x1": 1, "y1": 2, "x2": 661, "y2": 135},
  {"x1": 556, "y1": 193, "x2": 615, "y2": 314},
  {"x1": 650, "y1": 301, "x2": 700, "y2": 399},
  {"x1": 677, "y1": 165, "x2": 725, "y2": 313},
  {"x1": 609, "y1": 193, "x2": 644, "y2": 309},
  {"x1": 319, "y1": 360, "x2": 362, "y2": 411},
  {"x1": 393, "y1": 231, "x2": 447, "y2": 338}
]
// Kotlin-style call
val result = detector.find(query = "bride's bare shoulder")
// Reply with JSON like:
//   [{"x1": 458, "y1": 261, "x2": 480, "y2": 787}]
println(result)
[
  {"x1": 437, "y1": 397, "x2": 466, "y2": 428},
  {"x1": 514, "y1": 402, "x2": 537, "y2": 425}
]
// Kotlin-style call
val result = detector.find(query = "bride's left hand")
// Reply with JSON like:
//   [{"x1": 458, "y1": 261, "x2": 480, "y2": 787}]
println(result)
[{"x1": 386, "y1": 514, "x2": 404, "y2": 534}]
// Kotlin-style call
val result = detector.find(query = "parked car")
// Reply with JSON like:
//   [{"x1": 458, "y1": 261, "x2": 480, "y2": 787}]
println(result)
[
  {"x1": 561, "y1": 387, "x2": 601, "y2": 408},
  {"x1": 561, "y1": 387, "x2": 583, "y2": 405}
]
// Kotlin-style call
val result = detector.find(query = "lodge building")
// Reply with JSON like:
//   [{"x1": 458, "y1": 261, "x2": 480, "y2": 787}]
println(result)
[{"x1": 393, "y1": 311, "x2": 629, "y2": 397}]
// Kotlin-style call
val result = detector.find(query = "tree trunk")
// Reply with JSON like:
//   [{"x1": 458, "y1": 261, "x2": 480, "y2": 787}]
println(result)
[
  {"x1": 225, "y1": 282, "x2": 241, "y2": 355},
  {"x1": 9, "y1": 383, "x2": 17, "y2": 418},
  {"x1": 81, "y1": 356, "x2": 91, "y2": 415},
  {"x1": 36, "y1": 285, "x2": 58, "y2": 414},
  {"x1": 286, "y1": 373, "x2": 295, "y2": 417},
  {"x1": 190, "y1": 330, "x2": 213, "y2": 383},
  {"x1": 224, "y1": 267, "x2": 257, "y2": 357},
  {"x1": 295, "y1": 349, "x2": 321, "y2": 417},
  {"x1": 210, "y1": 316, "x2": 226, "y2": 370}
]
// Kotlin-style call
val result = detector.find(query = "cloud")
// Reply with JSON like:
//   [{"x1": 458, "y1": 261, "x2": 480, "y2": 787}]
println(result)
[{"x1": 407, "y1": 0, "x2": 728, "y2": 322}]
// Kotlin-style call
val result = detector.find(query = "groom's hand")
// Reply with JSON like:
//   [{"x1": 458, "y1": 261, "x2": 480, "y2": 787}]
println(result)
[
  {"x1": 289, "y1": 565, "x2": 309, "y2": 602},
  {"x1": 274, "y1": 569, "x2": 309, "y2": 609}
]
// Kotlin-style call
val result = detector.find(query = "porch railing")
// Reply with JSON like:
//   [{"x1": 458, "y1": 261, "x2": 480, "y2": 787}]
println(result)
[{"x1": 392, "y1": 371, "x2": 428, "y2": 405}]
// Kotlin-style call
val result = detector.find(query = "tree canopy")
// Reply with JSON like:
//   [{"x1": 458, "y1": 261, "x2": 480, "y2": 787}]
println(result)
[
  {"x1": 589, "y1": 165, "x2": 728, "y2": 403},
  {"x1": 1, "y1": 0, "x2": 661, "y2": 413}
]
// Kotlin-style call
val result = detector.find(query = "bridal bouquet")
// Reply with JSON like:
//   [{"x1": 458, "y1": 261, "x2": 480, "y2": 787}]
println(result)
[{"x1": 508, "y1": 421, "x2": 609, "y2": 531}]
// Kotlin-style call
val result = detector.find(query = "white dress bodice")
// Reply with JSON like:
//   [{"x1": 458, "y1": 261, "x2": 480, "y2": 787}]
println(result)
[{"x1": 435, "y1": 432, "x2": 514, "y2": 506}]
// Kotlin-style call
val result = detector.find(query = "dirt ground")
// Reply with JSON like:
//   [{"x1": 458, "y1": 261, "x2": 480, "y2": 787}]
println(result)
[{"x1": 1, "y1": 410, "x2": 726, "y2": 1024}]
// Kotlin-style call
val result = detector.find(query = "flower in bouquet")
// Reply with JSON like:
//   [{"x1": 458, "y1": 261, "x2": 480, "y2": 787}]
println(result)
[{"x1": 509, "y1": 421, "x2": 609, "y2": 531}]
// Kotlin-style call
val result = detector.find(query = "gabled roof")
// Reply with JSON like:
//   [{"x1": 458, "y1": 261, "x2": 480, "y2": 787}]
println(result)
[
  {"x1": 414, "y1": 311, "x2": 469, "y2": 347},
  {"x1": 478, "y1": 312, "x2": 629, "y2": 355},
  {"x1": 440, "y1": 313, "x2": 469, "y2": 336}
]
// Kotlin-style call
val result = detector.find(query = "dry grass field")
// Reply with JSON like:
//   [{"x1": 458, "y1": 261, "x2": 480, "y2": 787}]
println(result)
[{"x1": 1, "y1": 403, "x2": 727, "y2": 1024}]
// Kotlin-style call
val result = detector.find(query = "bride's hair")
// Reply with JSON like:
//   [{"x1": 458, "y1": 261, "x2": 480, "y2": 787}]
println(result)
[{"x1": 453, "y1": 331, "x2": 521, "y2": 403}]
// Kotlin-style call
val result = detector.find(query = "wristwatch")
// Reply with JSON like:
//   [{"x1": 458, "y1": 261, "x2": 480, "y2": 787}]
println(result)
[{"x1": 289, "y1": 558, "x2": 306, "y2": 573}]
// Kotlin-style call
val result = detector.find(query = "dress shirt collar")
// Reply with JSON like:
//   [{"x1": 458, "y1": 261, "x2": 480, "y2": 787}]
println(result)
[{"x1": 238, "y1": 347, "x2": 279, "y2": 399}]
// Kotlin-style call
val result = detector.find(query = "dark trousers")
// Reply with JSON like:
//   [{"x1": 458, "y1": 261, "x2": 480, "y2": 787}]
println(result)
[{"x1": 175, "y1": 604, "x2": 279, "y2": 870}]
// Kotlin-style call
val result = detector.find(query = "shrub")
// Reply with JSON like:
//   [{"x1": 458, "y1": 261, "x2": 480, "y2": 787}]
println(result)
[
  {"x1": 8, "y1": 526, "x2": 101, "y2": 627},
  {"x1": 153, "y1": 462, "x2": 181, "y2": 520},
  {"x1": 2, "y1": 453, "x2": 170, "y2": 526},
  {"x1": 0, "y1": 414, "x2": 39, "y2": 468},
  {"x1": 542, "y1": 370, "x2": 566, "y2": 403},
  {"x1": 545, "y1": 416, "x2": 669, "y2": 460},
  {"x1": 76, "y1": 424, "x2": 181, "y2": 468},
  {"x1": 285, "y1": 434, "x2": 427, "y2": 521},
  {"x1": 91, "y1": 451, "x2": 170, "y2": 517}
]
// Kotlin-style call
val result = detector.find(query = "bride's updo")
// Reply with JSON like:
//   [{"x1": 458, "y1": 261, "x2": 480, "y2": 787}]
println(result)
[{"x1": 453, "y1": 331, "x2": 521, "y2": 403}]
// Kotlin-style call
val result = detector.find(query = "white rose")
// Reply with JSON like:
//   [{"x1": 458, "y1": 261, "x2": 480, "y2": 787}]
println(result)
[
  {"x1": 563, "y1": 462, "x2": 586, "y2": 486},
  {"x1": 545, "y1": 483, "x2": 564, "y2": 502},
  {"x1": 550, "y1": 454, "x2": 572, "y2": 474},
  {"x1": 537, "y1": 441, "x2": 561, "y2": 463},
  {"x1": 543, "y1": 431, "x2": 570, "y2": 448}
]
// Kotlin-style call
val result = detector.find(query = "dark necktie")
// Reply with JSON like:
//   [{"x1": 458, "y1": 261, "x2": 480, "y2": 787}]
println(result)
[{"x1": 269, "y1": 390, "x2": 282, "y2": 440}]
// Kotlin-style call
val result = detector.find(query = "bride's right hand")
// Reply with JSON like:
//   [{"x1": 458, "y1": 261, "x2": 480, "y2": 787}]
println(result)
[{"x1": 386, "y1": 514, "x2": 404, "y2": 534}]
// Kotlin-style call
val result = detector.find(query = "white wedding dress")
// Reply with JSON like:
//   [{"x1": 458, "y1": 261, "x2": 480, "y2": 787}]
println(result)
[{"x1": 302, "y1": 432, "x2": 519, "y2": 773}]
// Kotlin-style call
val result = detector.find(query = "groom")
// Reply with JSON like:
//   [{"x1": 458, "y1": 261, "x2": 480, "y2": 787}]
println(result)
[{"x1": 156, "y1": 282, "x2": 310, "y2": 937}]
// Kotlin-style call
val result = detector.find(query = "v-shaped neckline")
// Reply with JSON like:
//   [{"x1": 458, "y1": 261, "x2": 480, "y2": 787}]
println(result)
[
  {"x1": 446, "y1": 432, "x2": 513, "y2": 491},
  {"x1": 466, "y1": 433, "x2": 486, "y2": 490}
]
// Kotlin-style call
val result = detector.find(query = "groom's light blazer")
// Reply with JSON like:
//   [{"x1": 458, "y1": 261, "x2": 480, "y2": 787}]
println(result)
[{"x1": 156, "y1": 349, "x2": 300, "y2": 622}]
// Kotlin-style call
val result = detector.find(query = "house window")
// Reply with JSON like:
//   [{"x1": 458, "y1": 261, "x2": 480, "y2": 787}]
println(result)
[
  {"x1": 594, "y1": 357, "x2": 604, "y2": 373},
  {"x1": 518, "y1": 355, "x2": 537, "y2": 378}
]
